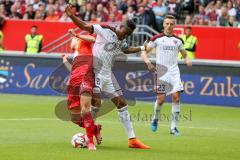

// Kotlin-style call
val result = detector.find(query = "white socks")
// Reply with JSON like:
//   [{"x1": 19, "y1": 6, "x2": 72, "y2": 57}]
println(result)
[
  {"x1": 118, "y1": 106, "x2": 136, "y2": 139},
  {"x1": 152, "y1": 100, "x2": 162, "y2": 121},
  {"x1": 171, "y1": 103, "x2": 180, "y2": 130}
]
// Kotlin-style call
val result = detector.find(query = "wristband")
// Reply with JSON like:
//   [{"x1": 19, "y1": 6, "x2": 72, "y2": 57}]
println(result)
[{"x1": 140, "y1": 46, "x2": 145, "y2": 51}]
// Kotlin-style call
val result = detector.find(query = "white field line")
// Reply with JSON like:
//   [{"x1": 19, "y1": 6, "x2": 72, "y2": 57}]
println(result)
[{"x1": 0, "y1": 118, "x2": 240, "y2": 133}]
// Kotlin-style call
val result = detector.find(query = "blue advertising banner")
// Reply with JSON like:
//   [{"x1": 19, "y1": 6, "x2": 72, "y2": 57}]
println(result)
[
  {"x1": 0, "y1": 55, "x2": 66, "y2": 95},
  {"x1": 0, "y1": 54, "x2": 239, "y2": 107}
]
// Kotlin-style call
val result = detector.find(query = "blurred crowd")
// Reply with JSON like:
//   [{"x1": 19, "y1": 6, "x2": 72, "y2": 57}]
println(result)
[{"x1": 0, "y1": 0, "x2": 239, "y2": 31}]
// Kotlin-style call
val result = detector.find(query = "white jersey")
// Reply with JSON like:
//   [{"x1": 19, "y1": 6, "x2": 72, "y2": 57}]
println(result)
[
  {"x1": 148, "y1": 33, "x2": 185, "y2": 72},
  {"x1": 92, "y1": 24, "x2": 128, "y2": 77}
]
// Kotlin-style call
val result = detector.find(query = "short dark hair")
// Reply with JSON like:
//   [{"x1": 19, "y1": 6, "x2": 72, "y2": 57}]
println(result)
[
  {"x1": 164, "y1": 15, "x2": 176, "y2": 20},
  {"x1": 185, "y1": 26, "x2": 191, "y2": 30},
  {"x1": 126, "y1": 19, "x2": 136, "y2": 31}
]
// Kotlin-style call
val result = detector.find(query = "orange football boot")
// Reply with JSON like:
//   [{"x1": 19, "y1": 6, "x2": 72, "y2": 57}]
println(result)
[{"x1": 128, "y1": 138, "x2": 151, "y2": 149}]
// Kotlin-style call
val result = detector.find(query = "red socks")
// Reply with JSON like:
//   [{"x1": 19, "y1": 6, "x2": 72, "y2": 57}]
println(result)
[
  {"x1": 71, "y1": 113, "x2": 96, "y2": 144},
  {"x1": 83, "y1": 113, "x2": 95, "y2": 143}
]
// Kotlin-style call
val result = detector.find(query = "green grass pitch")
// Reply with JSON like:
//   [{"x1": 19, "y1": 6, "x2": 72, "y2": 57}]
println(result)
[{"x1": 0, "y1": 94, "x2": 239, "y2": 160}]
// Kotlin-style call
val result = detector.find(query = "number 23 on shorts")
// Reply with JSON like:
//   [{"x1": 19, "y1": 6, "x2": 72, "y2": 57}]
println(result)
[{"x1": 156, "y1": 84, "x2": 166, "y2": 94}]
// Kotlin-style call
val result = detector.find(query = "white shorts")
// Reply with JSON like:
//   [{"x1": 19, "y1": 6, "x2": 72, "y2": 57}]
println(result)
[
  {"x1": 155, "y1": 71, "x2": 184, "y2": 96},
  {"x1": 94, "y1": 73, "x2": 123, "y2": 99}
]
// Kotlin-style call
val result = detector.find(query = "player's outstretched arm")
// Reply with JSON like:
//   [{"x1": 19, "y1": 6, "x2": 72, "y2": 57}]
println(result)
[
  {"x1": 122, "y1": 40, "x2": 149, "y2": 54},
  {"x1": 68, "y1": 29, "x2": 95, "y2": 43},
  {"x1": 77, "y1": 35, "x2": 95, "y2": 43},
  {"x1": 180, "y1": 49, "x2": 192, "y2": 67},
  {"x1": 122, "y1": 46, "x2": 145, "y2": 54},
  {"x1": 65, "y1": 5, "x2": 93, "y2": 34}
]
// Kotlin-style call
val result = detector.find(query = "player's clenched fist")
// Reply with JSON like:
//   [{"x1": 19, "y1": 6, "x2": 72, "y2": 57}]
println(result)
[
  {"x1": 184, "y1": 57, "x2": 192, "y2": 67},
  {"x1": 65, "y1": 4, "x2": 73, "y2": 17},
  {"x1": 147, "y1": 63, "x2": 156, "y2": 73}
]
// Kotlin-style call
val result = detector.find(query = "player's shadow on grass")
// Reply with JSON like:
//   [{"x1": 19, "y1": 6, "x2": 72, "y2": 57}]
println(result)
[
  {"x1": 54, "y1": 99, "x2": 120, "y2": 121},
  {"x1": 53, "y1": 59, "x2": 173, "y2": 121}
]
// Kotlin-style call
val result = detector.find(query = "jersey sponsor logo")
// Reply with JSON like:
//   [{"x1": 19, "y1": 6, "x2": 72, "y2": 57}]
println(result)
[
  {"x1": 161, "y1": 45, "x2": 178, "y2": 51},
  {"x1": 104, "y1": 42, "x2": 122, "y2": 52}
]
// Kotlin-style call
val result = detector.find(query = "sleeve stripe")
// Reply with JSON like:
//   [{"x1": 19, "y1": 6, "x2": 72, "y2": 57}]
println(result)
[
  {"x1": 100, "y1": 24, "x2": 115, "y2": 32},
  {"x1": 173, "y1": 35, "x2": 184, "y2": 44},
  {"x1": 150, "y1": 33, "x2": 164, "y2": 42}
]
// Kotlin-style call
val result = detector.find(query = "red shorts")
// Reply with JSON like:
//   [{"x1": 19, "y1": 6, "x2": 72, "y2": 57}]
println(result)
[{"x1": 67, "y1": 56, "x2": 94, "y2": 110}]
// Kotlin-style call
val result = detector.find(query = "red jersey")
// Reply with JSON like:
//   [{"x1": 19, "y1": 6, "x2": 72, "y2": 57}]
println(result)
[
  {"x1": 67, "y1": 34, "x2": 95, "y2": 110},
  {"x1": 75, "y1": 34, "x2": 96, "y2": 55},
  {"x1": 77, "y1": 39, "x2": 93, "y2": 55}
]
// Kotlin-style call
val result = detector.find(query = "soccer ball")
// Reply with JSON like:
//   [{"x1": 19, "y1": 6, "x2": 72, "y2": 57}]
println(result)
[{"x1": 71, "y1": 133, "x2": 88, "y2": 148}]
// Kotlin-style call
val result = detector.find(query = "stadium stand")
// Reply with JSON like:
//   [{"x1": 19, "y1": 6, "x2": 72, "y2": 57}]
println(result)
[{"x1": 0, "y1": 0, "x2": 239, "y2": 28}]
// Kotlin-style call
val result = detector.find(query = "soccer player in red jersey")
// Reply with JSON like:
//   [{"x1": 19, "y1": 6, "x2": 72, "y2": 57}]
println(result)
[
  {"x1": 62, "y1": 29, "x2": 101, "y2": 150},
  {"x1": 65, "y1": 5, "x2": 150, "y2": 149}
]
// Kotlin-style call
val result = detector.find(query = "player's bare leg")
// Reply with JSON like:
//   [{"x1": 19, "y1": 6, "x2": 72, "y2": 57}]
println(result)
[
  {"x1": 170, "y1": 92, "x2": 181, "y2": 136},
  {"x1": 91, "y1": 90, "x2": 102, "y2": 145},
  {"x1": 151, "y1": 93, "x2": 166, "y2": 132},
  {"x1": 111, "y1": 96, "x2": 150, "y2": 149},
  {"x1": 81, "y1": 93, "x2": 96, "y2": 150},
  {"x1": 91, "y1": 88, "x2": 101, "y2": 119}
]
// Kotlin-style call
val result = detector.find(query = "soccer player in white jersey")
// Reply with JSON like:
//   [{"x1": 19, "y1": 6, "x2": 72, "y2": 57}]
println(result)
[
  {"x1": 141, "y1": 15, "x2": 192, "y2": 136},
  {"x1": 65, "y1": 5, "x2": 150, "y2": 149}
]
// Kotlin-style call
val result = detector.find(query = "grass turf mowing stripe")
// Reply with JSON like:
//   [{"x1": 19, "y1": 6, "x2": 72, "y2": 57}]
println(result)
[{"x1": 1, "y1": 118, "x2": 240, "y2": 133}]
